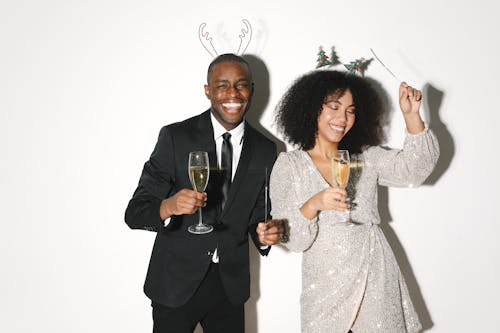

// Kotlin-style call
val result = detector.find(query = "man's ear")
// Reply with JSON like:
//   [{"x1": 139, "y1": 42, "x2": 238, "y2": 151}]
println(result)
[{"x1": 204, "y1": 84, "x2": 210, "y2": 99}]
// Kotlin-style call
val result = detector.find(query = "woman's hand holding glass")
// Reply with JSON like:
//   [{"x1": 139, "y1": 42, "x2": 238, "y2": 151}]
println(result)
[
  {"x1": 300, "y1": 187, "x2": 349, "y2": 220},
  {"x1": 299, "y1": 150, "x2": 351, "y2": 221}
]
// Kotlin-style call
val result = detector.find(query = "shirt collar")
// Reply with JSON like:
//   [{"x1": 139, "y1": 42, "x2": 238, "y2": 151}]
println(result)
[{"x1": 210, "y1": 112, "x2": 245, "y2": 144}]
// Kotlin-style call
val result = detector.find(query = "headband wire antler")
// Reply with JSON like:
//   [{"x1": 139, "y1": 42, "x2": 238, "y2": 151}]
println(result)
[
  {"x1": 236, "y1": 19, "x2": 253, "y2": 55},
  {"x1": 198, "y1": 23, "x2": 218, "y2": 58},
  {"x1": 198, "y1": 19, "x2": 253, "y2": 58}
]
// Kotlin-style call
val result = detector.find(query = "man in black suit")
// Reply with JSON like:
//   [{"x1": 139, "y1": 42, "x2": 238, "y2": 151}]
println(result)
[{"x1": 125, "y1": 53, "x2": 283, "y2": 333}]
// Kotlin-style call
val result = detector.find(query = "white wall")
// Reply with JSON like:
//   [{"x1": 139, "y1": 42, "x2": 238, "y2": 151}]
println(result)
[{"x1": 1, "y1": 0, "x2": 499, "y2": 332}]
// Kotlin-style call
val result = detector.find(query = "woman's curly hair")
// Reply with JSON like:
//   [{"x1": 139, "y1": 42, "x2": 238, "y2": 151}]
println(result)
[{"x1": 275, "y1": 70, "x2": 388, "y2": 154}]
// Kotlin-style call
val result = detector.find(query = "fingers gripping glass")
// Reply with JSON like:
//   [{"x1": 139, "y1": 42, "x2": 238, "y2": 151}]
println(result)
[{"x1": 188, "y1": 151, "x2": 213, "y2": 234}]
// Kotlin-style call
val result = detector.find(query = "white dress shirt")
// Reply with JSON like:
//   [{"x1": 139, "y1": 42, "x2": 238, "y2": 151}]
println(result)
[
  {"x1": 210, "y1": 113, "x2": 245, "y2": 262},
  {"x1": 211, "y1": 113, "x2": 245, "y2": 181}
]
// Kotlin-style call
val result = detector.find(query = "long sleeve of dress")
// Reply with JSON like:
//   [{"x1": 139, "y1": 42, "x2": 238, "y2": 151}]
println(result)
[
  {"x1": 367, "y1": 126, "x2": 439, "y2": 187},
  {"x1": 270, "y1": 152, "x2": 319, "y2": 252}
]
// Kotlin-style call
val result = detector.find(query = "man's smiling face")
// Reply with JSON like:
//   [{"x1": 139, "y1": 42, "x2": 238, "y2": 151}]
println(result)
[{"x1": 204, "y1": 61, "x2": 253, "y2": 131}]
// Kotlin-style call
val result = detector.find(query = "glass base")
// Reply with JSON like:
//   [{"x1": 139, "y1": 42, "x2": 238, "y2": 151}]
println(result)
[{"x1": 188, "y1": 223, "x2": 213, "y2": 234}]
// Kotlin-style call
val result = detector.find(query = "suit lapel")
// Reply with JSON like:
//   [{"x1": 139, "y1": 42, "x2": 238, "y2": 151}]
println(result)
[{"x1": 194, "y1": 110, "x2": 217, "y2": 170}]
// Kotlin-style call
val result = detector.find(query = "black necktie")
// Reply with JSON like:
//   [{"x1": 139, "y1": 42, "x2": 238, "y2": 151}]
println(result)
[{"x1": 221, "y1": 132, "x2": 232, "y2": 209}]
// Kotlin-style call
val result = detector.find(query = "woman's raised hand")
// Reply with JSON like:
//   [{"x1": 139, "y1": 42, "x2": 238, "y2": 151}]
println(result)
[
  {"x1": 399, "y1": 82, "x2": 425, "y2": 134},
  {"x1": 399, "y1": 82, "x2": 422, "y2": 114}
]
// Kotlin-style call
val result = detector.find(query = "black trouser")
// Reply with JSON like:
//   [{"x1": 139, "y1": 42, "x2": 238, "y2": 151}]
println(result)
[{"x1": 152, "y1": 263, "x2": 244, "y2": 333}]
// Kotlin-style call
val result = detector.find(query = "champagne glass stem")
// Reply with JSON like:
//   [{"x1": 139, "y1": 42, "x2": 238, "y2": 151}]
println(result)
[{"x1": 198, "y1": 207, "x2": 203, "y2": 226}]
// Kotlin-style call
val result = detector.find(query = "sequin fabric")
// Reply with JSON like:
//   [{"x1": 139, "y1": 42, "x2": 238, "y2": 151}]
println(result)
[{"x1": 270, "y1": 128, "x2": 439, "y2": 333}]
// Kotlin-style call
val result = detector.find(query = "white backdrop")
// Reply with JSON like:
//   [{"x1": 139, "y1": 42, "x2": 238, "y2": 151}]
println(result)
[{"x1": 1, "y1": 0, "x2": 499, "y2": 332}]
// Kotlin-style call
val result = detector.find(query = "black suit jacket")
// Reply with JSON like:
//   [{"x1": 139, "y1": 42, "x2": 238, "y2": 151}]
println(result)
[{"x1": 125, "y1": 110, "x2": 277, "y2": 307}]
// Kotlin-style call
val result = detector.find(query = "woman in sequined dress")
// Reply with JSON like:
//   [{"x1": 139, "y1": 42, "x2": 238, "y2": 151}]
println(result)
[{"x1": 270, "y1": 70, "x2": 439, "y2": 333}]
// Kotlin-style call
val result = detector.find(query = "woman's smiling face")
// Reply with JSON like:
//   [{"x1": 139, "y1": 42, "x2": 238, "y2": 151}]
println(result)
[{"x1": 316, "y1": 89, "x2": 356, "y2": 145}]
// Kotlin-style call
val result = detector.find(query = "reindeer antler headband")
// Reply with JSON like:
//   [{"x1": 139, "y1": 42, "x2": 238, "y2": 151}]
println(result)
[{"x1": 198, "y1": 19, "x2": 253, "y2": 57}]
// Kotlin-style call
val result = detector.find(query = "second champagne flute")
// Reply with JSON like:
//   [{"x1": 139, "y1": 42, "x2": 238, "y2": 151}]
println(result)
[
  {"x1": 188, "y1": 151, "x2": 213, "y2": 234},
  {"x1": 331, "y1": 149, "x2": 350, "y2": 222},
  {"x1": 331, "y1": 150, "x2": 350, "y2": 189}
]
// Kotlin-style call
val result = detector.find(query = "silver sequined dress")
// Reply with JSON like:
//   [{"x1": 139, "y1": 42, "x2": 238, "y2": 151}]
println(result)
[{"x1": 270, "y1": 128, "x2": 439, "y2": 333}]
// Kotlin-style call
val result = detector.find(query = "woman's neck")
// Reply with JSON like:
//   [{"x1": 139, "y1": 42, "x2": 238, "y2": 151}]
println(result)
[
  {"x1": 305, "y1": 139, "x2": 338, "y2": 187},
  {"x1": 307, "y1": 138, "x2": 338, "y2": 160}
]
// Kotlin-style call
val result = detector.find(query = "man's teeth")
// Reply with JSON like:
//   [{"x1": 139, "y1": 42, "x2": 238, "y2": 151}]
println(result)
[{"x1": 223, "y1": 103, "x2": 242, "y2": 109}]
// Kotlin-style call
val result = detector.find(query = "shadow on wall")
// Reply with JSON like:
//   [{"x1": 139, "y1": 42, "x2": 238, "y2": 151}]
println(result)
[
  {"x1": 246, "y1": 54, "x2": 286, "y2": 333},
  {"x1": 243, "y1": 54, "x2": 287, "y2": 155},
  {"x1": 422, "y1": 83, "x2": 453, "y2": 185},
  {"x1": 378, "y1": 83, "x2": 451, "y2": 332}
]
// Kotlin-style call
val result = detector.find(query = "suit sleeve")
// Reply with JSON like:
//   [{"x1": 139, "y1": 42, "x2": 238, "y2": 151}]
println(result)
[{"x1": 125, "y1": 126, "x2": 176, "y2": 231}]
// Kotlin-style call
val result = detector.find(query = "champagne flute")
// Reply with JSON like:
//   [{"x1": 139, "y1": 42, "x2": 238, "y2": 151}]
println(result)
[
  {"x1": 331, "y1": 150, "x2": 350, "y2": 189},
  {"x1": 188, "y1": 151, "x2": 213, "y2": 234},
  {"x1": 331, "y1": 150, "x2": 350, "y2": 222}
]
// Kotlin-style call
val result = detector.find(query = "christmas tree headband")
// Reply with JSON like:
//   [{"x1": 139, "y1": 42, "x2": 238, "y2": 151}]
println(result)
[
  {"x1": 316, "y1": 46, "x2": 372, "y2": 75},
  {"x1": 316, "y1": 46, "x2": 400, "y2": 81}
]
